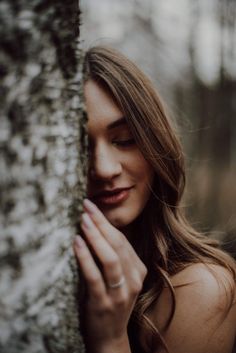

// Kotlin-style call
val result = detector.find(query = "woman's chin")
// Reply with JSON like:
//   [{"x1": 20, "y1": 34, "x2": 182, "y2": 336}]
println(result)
[
  {"x1": 107, "y1": 215, "x2": 130, "y2": 229},
  {"x1": 102, "y1": 209, "x2": 133, "y2": 229}
]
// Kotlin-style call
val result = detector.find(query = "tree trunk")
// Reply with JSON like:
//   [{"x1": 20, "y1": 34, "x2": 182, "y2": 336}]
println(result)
[{"x1": 0, "y1": 1, "x2": 86, "y2": 352}]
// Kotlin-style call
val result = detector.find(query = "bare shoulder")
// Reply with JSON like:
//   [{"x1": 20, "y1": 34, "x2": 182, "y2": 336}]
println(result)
[
  {"x1": 172, "y1": 262, "x2": 235, "y2": 285},
  {"x1": 172, "y1": 263, "x2": 236, "y2": 308},
  {"x1": 148, "y1": 263, "x2": 236, "y2": 353}
]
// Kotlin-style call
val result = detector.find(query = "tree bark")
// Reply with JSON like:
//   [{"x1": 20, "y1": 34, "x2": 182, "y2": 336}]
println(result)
[{"x1": 0, "y1": 1, "x2": 86, "y2": 352}]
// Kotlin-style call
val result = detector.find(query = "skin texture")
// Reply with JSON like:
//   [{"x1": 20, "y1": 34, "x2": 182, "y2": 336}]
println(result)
[{"x1": 74, "y1": 80, "x2": 236, "y2": 353}]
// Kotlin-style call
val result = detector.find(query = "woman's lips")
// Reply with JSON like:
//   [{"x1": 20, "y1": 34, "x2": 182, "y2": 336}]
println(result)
[{"x1": 93, "y1": 188, "x2": 132, "y2": 206}]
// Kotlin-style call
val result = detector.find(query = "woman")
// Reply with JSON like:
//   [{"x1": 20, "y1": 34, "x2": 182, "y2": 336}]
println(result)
[{"x1": 73, "y1": 46, "x2": 236, "y2": 353}]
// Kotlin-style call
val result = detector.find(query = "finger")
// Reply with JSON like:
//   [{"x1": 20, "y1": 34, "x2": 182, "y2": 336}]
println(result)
[
  {"x1": 81, "y1": 213, "x2": 124, "y2": 287},
  {"x1": 83, "y1": 199, "x2": 132, "y2": 251},
  {"x1": 83, "y1": 199, "x2": 144, "y2": 270},
  {"x1": 83, "y1": 200, "x2": 147, "y2": 292},
  {"x1": 73, "y1": 235, "x2": 106, "y2": 299}
]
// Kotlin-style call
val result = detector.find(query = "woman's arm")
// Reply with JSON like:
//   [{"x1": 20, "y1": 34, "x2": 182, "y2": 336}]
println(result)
[{"x1": 149, "y1": 263, "x2": 236, "y2": 353}]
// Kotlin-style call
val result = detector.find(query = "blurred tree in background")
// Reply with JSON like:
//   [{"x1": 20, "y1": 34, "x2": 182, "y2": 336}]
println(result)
[{"x1": 80, "y1": 0, "x2": 236, "y2": 257}]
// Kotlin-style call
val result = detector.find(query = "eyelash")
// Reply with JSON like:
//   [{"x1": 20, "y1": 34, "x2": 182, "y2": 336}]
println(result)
[{"x1": 112, "y1": 138, "x2": 135, "y2": 147}]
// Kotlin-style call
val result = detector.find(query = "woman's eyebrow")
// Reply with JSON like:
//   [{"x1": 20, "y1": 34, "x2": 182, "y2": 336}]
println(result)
[{"x1": 107, "y1": 116, "x2": 127, "y2": 130}]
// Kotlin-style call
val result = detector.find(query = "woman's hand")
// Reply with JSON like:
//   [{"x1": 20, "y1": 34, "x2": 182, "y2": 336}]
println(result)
[{"x1": 73, "y1": 198, "x2": 147, "y2": 353}]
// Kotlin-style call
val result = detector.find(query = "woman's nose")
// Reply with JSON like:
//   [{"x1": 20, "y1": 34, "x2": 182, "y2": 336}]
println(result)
[{"x1": 89, "y1": 146, "x2": 122, "y2": 181}]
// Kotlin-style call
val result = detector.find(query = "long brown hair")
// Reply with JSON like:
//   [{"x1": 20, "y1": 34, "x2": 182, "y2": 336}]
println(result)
[{"x1": 83, "y1": 45, "x2": 236, "y2": 353}]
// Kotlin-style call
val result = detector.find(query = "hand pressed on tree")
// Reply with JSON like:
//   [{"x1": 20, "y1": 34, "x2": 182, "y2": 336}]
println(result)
[{"x1": 73, "y1": 198, "x2": 147, "y2": 353}]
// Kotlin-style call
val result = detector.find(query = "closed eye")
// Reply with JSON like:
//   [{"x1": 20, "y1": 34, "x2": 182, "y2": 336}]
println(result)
[{"x1": 112, "y1": 138, "x2": 135, "y2": 147}]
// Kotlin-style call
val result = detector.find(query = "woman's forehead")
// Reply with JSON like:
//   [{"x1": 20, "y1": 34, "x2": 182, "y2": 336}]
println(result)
[{"x1": 84, "y1": 80, "x2": 126, "y2": 132}]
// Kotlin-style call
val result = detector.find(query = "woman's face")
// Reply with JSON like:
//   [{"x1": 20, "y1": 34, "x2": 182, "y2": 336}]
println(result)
[{"x1": 84, "y1": 80, "x2": 155, "y2": 229}]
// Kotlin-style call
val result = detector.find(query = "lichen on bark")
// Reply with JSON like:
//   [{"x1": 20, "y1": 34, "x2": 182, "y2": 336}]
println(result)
[{"x1": 0, "y1": 1, "x2": 86, "y2": 352}]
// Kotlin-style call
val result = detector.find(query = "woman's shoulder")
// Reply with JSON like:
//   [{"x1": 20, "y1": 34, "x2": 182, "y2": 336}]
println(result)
[
  {"x1": 171, "y1": 262, "x2": 236, "y2": 296},
  {"x1": 172, "y1": 262, "x2": 235, "y2": 312},
  {"x1": 172, "y1": 261, "x2": 235, "y2": 280},
  {"x1": 156, "y1": 262, "x2": 236, "y2": 322},
  {"x1": 148, "y1": 263, "x2": 236, "y2": 353}
]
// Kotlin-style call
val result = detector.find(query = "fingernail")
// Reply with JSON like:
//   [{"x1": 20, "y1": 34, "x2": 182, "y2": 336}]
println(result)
[
  {"x1": 81, "y1": 212, "x2": 93, "y2": 228},
  {"x1": 83, "y1": 198, "x2": 96, "y2": 213},
  {"x1": 75, "y1": 235, "x2": 84, "y2": 248}
]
